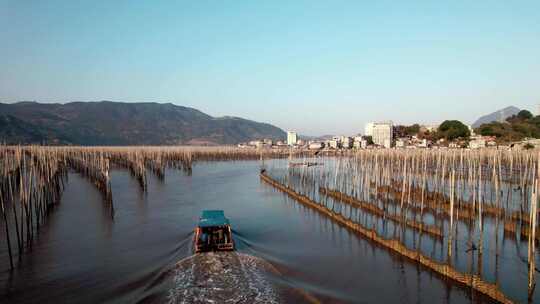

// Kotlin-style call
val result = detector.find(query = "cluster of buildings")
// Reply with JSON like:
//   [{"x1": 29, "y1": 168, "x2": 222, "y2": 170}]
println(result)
[
  {"x1": 237, "y1": 121, "x2": 524, "y2": 150},
  {"x1": 314, "y1": 135, "x2": 370, "y2": 150},
  {"x1": 237, "y1": 138, "x2": 285, "y2": 149},
  {"x1": 282, "y1": 123, "x2": 395, "y2": 150},
  {"x1": 238, "y1": 127, "x2": 387, "y2": 150},
  {"x1": 285, "y1": 132, "x2": 375, "y2": 150},
  {"x1": 236, "y1": 131, "x2": 303, "y2": 149}
]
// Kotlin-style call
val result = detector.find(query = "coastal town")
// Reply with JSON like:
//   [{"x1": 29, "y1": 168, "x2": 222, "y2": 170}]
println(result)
[{"x1": 238, "y1": 109, "x2": 540, "y2": 151}]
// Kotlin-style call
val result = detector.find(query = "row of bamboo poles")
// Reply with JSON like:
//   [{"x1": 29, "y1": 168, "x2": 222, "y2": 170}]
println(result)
[
  {"x1": 261, "y1": 172, "x2": 516, "y2": 303},
  {"x1": 264, "y1": 148, "x2": 540, "y2": 303},
  {"x1": 1, "y1": 147, "x2": 67, "y2": 270}
]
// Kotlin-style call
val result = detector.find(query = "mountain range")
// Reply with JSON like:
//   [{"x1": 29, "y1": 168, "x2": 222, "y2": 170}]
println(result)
[
  {"x1": 0, "y1": 101, "x2": 528, "y2": 145},
  {"x1": 472, "y1": 106, "x2": 521, "y2": 128},
  {"x1": 0, "y1": 101, "x2": 286, "y2": 145}
]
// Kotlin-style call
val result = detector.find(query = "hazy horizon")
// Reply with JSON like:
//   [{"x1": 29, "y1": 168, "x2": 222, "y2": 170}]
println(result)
[{"x1": 1, "y1": 1, "x2": 539, "y2": 135}]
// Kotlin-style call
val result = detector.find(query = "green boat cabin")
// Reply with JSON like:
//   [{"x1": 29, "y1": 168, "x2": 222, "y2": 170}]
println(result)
[{"x1": 194, "y1": 210, "x2": 234, "y2": 252}]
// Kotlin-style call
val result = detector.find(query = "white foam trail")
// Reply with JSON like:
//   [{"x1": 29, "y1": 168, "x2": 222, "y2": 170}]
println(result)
[{"x1": 168, "y1": 252, "x2": 280, "y2": 304}]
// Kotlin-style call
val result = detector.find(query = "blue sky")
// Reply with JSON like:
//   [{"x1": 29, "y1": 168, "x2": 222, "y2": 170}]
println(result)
[{"x1": 1, "y1": 1, "x2": 539, "y2": 135}]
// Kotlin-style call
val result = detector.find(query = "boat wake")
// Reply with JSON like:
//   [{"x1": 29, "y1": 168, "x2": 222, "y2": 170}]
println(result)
[{"x1": 168, "y1": 252, "x2": 280, "y2": 304}]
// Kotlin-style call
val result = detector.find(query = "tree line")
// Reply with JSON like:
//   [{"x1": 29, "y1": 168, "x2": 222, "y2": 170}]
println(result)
[{"x1": 394, "y1": 110, "x2": 539, "y2": 144}]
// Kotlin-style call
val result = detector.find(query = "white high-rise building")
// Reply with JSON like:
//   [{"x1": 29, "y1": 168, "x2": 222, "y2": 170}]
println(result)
[
  {"x1": 364, "y1": 122, "x2": 374, "y2": 137},
  {"x1": 369, "y1": 121, "x2": 393, "y2": 148},
  {"x1": 287, "y1": 131, "x2": 297, "y2": 146}
]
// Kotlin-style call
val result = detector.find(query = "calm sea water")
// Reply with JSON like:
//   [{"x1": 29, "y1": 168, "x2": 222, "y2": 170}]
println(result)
[{"x1": 0, "y1": 160, "x2": 502, "y2": 303}]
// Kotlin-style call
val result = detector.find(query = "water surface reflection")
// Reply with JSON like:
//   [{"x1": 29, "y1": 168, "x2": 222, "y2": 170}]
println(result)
[{"x1": 1, "y1": 161, "x2": 497, "y2": 303}]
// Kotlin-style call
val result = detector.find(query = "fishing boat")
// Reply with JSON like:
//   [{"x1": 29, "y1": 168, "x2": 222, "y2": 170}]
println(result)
[{"x1": 194, "y1": 210, "x2": 234, "y2": 253}]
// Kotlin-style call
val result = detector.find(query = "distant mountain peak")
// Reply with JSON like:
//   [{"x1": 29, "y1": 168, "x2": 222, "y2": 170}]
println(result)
[{"x1": 472, "y1": 106, "x2": 521, "y2": 128}]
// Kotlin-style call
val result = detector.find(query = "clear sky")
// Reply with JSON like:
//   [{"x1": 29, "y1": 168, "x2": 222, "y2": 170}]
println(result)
[{"x1": 1, "y1": 1, "x2": 539, "y2": 135}]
